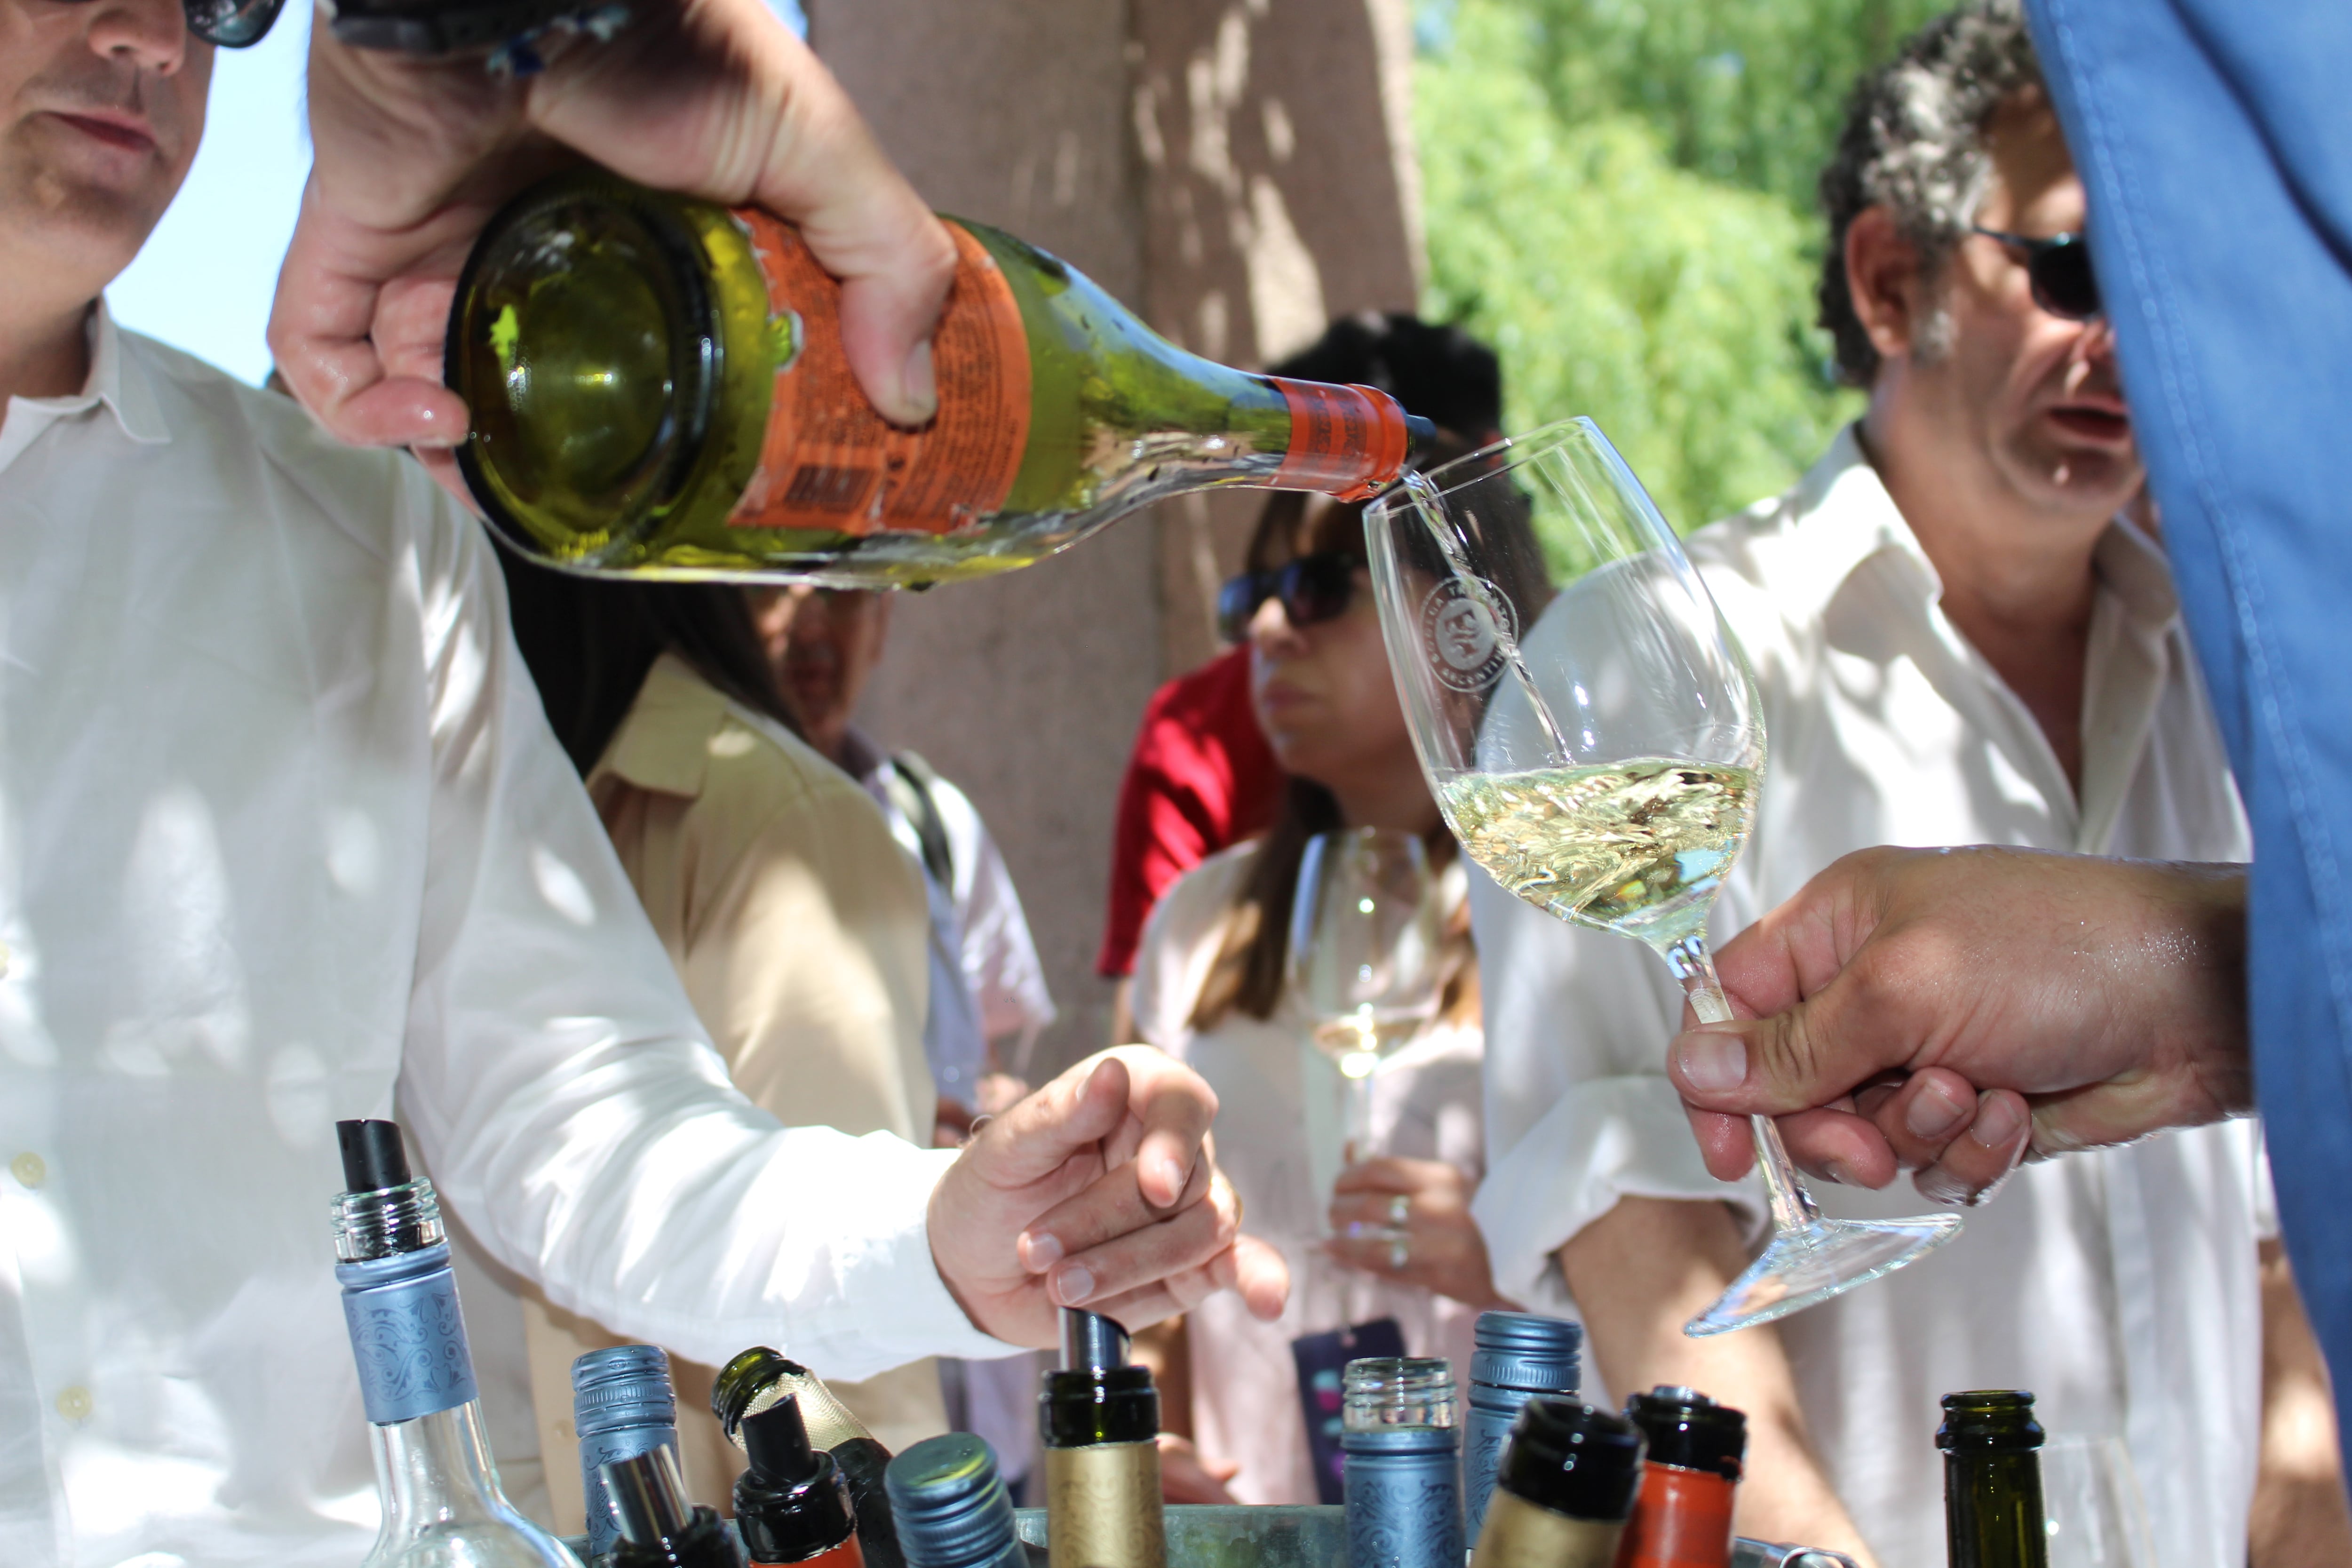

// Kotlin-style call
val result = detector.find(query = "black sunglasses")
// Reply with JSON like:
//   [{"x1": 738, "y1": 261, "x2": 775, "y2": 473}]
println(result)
[
  {"x1": 1216, "y1": 552, "x2": 1361, "y2": 643},
  {"x1": 1970, "y1": 227, "x2": 2102, "y2": 322}
]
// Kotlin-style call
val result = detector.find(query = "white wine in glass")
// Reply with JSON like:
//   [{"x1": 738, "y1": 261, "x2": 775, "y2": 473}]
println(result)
[{"x1": 1364, "y1": 417, "x2": 1960, "y2": 1336}]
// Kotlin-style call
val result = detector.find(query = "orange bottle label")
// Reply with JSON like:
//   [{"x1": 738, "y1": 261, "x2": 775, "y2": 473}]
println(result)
[
  {"x1": 1613, "y1": 1463, "x2": 1735, "y2": 1568},
  {"x1": 729, "y1": 215, "x2": 1032, "y2": 535},
  {"x1": 1270, "y1": 379, "x2": 1412, "y2": 501}
]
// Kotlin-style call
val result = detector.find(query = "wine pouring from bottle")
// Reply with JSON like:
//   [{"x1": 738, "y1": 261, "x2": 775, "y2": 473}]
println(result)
[{"x1": 445, "y1": 173, "x2": 1438, "y2": 587}]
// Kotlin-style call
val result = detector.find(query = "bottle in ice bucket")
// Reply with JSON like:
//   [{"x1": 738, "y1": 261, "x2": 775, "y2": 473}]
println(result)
[
  {"x1": 1615, "y1": 1387, "x2": 1745, "y2": 1568},
  {"x1": 603, "y1": 1445, "x2": 747, "y2": 1566},
  {"x1": 1464, "y1": 1311, "x2": 1584, "y2": 1542},
  {"x1": 715, "y1": 1348, "x2": 904, "y2": 1568},
  {"x1": 1341, "y1": 1356, "x2": 1462, "y2": 1568},
  {"x1": 574, "y1": 1345, "x2": 681, "y2": 1562},
  {"x1": 329, "y1": 1119, "x2": 577, "y2": 1568},
  {"x1": 445, "y1": 172, "x2": 1436, "y2": 586},
  {"x1": 1040, "y1": 1310, "x2": 1165, "y2": 1568},
  {"x1": 1469, "y1": 1397, "x2": 1644, "y2": 1568},
  {"x1": 884, "y1": 1433, "x2": 1030, "y2": 1568},
  {"x1": 733, "y1": 1394, "x2": 866, "y2": 1568},
  {"x1": 1938, "y1": 1391, "x2": 2048, "y2": 1568}
]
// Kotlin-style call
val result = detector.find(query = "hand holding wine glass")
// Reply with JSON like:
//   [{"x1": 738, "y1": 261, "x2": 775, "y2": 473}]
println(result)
[{"x1": 1364, "y1": 418, "x2": 1962, "y2": 1335}]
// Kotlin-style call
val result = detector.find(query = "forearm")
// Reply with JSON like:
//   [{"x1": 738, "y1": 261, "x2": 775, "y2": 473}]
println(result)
[
  {"x1": 1558, "y1": 1196, "x2": 1876, "y2": 1567},
  {"x1": 2252, "y1": 1238, "x2": 2352, "y2": 1566}
]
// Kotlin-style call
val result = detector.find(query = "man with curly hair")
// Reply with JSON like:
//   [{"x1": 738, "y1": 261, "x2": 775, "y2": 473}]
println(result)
[{"x1": 1468, "y1": 4, "x2": 2339, "y2": 1561}]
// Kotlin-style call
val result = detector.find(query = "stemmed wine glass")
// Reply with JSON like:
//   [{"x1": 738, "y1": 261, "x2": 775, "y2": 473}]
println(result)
[
  {"x1": 1362, "y1": 416, "x2": 1961, "y2": 1335},
  {"x1": 2040, "y1": 1435, "x2": 2156, "y2": 1568},
  {"x1": 1287, "y1": 827, "x2": 1447, "y2": 1198}
]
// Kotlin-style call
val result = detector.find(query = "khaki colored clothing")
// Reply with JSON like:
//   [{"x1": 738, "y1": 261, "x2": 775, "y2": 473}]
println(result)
[{"x1": 526, "y1": 653, "x2": 949, "y2": 1529}]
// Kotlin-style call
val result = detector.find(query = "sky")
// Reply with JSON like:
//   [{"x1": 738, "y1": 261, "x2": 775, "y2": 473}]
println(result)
[{"x1": 110, "y1": 1, "x2": 808, "y2": 387}]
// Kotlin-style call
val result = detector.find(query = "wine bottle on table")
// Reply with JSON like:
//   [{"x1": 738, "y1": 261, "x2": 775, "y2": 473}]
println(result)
[
  {"x1": 1470, "y1": 1397, "x2": 1645, "y2": 1568},
  {"x1": 330, "y1": 1118, "x2": 579, "y2": 1568},
  {"x1": 715, "y1": 1348, "x2": 904, "y2": 1568},
  {"x1": 885, "y1": 1434, "x2": 1030, "y2": 1568},
  {"x1": 1039, "y1": 1310, "x2": 1165, "y2": 1568},
  {"x1": 445, "y1": 172, "x2": 1436, "y2": 587},
  {"x1": 1342, "y1": 1356, "x2": 1463, "y2": 1568},
  {"x1": 734, "y1": 1395, "x2": 866, "y2": 1568},
  {"x1": 574, "y1": 1345, "x2": 681, "y2": 1563},
  {"x1": 1616, "y1": 1386, "x2": 1746, "y2": 1568},
  {"x1": 603, "y1": 1445, "x2": 747, "y2": 1567},
  {"x1": 1938, "y1": 1391, "x2": 2049, "y2": 1568},
  {"x1": 1464, "y1": 1311, "x2": 1584, "y2": 1543}
]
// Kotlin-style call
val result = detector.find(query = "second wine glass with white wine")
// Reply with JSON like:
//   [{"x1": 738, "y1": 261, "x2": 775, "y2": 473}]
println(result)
[{"x1": 1363, "y1": 417, "x2": 1960, "y2": 1335}]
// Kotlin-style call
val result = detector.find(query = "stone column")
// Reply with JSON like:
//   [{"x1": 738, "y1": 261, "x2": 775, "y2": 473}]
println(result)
[{"x1": 813, "y1": 0, "x2": 1422, "y2": 1072}]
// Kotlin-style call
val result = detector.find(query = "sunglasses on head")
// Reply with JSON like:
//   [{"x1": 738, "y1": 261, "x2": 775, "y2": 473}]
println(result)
[
  {"x1": 1216, "y1": 552, "x2": 1360, "y2": 643},
  {"x1": 1970, "y1": 227, "x2": 2102, "y2": 322}
]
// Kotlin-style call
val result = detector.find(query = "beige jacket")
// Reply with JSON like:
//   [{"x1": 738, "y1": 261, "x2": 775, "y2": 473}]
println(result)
[{"x1": 525, "y1": 653, "x2": 950, "y2": 1529}]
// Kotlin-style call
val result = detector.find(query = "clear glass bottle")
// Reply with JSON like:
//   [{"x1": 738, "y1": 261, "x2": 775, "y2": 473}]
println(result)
[
  {"x1": 1342, "y1": 1358, "x2": 1462, "y2": 1568},
  {"x1": 1938, "y1": 1391, "x2": 2050, "y2": 1568},
  {"x1": 715, "y1": 1348, "x2": 903, "y2": 1568},
  {"x1": 445, "y1": 172, "x2": 1435, "y2": 587},
  {"x1": 1038, "y1": 1310, "x2": 1163, "y2": 1568},
  {"x1": 331, "y1": 1118, "x2": 580, "y2": 1568}
]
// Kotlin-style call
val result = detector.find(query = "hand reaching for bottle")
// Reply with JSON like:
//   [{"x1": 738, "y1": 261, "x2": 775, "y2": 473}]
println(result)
[
  {"x1": 927, "y1": 1047, "x2": 1289, "y2": 1347},
  {"x1": 277, "y1": 0, "x2": 951, "y2": 483},
  {"x1": 1664, "y1": 845, "x2": 2251, "y2": 1205},
  {"x1": 1325, "y1": 1156, "x2": 1516, "y2": 1311},
  {"x1": 1155, "y1": 1434, "x2": 1241, "y2": 1505}
]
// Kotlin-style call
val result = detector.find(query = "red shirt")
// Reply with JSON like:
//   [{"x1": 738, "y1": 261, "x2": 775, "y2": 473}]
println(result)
[{"x1": 1097, "y1": 645, "x2": 1284, "y2": 977}]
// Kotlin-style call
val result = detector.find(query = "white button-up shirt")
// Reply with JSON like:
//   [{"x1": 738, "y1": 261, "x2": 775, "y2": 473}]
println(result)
[
  {"x1": 1470, "y1": 428, "x2": 2263, "y2": 1568},
  {"x1": 0, "y1": 310, "x2": 1006, "y2": 1568}
]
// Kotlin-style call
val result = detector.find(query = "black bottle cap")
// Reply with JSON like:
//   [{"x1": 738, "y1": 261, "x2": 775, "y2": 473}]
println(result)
[
  {"x1": 336, "y1": 1119, "x2": 411, "y2": 1194},
  {"x1": 1494, "y1": 1396, "x2": 1645, "y2": 1524},
  {"x1": 1624, "y1": 1386, "x2": 1746, "y2": 1481},
  {"x1": 1936, "y1": 1390, "x2": 2044, "y2": 1454},
  {"x1": 1059, "y1": 1309, "x2": 1131, "y2": 1373},
  {"x1": 737, "y1": 1396, "x2": 858, "y2": 1563}
]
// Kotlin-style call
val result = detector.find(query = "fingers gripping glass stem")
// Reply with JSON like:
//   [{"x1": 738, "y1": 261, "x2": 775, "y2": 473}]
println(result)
[{"x1": 1664, "y1": 935, "x2": 1818, "y2": 1236}]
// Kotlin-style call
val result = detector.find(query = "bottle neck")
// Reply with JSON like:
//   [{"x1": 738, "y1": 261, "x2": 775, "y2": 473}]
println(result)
[
  {"x1": 1943, "y1": 1450, "x2": 2050, "y2": 1568},
  {"x1": 371, "y1": 1400, "x2": 517, "y2": 1535}
]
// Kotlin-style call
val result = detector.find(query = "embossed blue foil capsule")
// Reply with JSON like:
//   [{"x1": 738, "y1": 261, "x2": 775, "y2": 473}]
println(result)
[
  {"x1": 574, "y1": 1345, "x2": 680, "y2": 1561},
  {"x1": 1342, "y1": 1357, "x2": 1461, "y2": 1568},
  {"x1": 1464, "y1": 1312, "x2": 1582, "y2": 1542}
]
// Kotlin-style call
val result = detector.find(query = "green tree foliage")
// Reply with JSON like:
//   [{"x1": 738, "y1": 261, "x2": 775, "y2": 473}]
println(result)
[{"x1": 1415, "y1": 0, "x2": 1944, "y2": 535}]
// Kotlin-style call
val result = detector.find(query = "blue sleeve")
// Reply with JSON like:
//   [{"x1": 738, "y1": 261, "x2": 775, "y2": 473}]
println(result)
[{"x1": 2030, "y1": 0, "x2": 2352, "y2": 1429}]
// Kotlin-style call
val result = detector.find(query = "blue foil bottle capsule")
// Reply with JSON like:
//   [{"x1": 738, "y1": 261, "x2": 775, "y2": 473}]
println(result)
[
  {"x1": 1341, "y1": 1357, "x2": 1462, "y2": 1568},
  {"x1": 1463, "y1": 1312, "x2": 1582, "y2": 1542},
  {"x1": 884, "y1": 1433, "x2": 1028, "y2": 1568},
  {"x1": 575, "y1": 1345, "x2": 680, "y2": 1561}
]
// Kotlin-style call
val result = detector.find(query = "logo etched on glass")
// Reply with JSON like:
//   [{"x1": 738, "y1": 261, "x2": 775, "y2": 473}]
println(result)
[{"x1": 1419, "y1": 577, "x2": 1518, "y2": 693}]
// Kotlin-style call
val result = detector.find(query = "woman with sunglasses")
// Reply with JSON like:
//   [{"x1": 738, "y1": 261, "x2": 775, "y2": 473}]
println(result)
[{"x1": 1129, "y1": 436, "x2": 1519, "y2": 1504}]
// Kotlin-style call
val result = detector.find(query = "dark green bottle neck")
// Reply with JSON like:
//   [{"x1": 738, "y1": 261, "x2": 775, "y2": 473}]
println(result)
[
  {"x1": 1943, "y1": 1451, "x2": 2049, "y2": 1568},
  {"x1": 1038, "y1": 1367, "x2": 1158, "y2": 1448}
]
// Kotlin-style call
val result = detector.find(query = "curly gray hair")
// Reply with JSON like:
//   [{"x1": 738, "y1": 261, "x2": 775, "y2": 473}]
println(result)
[{"x1": 1818, "y1": 0, "x2": 2046, "y2": 386}]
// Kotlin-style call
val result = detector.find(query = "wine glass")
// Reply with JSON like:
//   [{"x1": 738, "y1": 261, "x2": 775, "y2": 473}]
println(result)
[
  {"x1": 1288, "y1": 827, "x2": 1446, "y2": 1201},
  {"x1": 2039, "y1": 1435, "x2": 2156, "y2": 1568},
  {"x1": 1362, "y1": 417, "x2": 1961, "y2": 1335}
]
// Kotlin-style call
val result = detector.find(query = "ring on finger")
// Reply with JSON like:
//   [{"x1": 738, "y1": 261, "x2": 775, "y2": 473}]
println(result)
[
  {"x1": 1387, "y1": 1236, "x2": 1409, "y2": 1271},
  {"x1": 1386, "y1": 1194, "x2": 1410, "y2": 1228}
]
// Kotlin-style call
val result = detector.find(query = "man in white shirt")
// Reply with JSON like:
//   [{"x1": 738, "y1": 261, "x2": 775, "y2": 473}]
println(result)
[
  {"x1": 0, "y1": 2, "x2": 1279, "y2": 1563},
  {"x1": 1470, "y1": 8, "x2": 2277, "y2": 1565}
]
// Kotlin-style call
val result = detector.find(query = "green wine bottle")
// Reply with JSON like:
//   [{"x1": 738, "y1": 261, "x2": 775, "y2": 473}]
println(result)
[
  {"x1": 446, "y1": 171, "x2": 1435, "y2": 587},
  {"x1": 1938, "y1": 1391, "x2": 2049, "y2": 1568}
]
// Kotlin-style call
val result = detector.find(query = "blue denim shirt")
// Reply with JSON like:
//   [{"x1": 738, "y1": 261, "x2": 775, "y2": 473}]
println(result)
[{"x1": 2031, "y1": 0, "x2": 2352, "y2": 1432}]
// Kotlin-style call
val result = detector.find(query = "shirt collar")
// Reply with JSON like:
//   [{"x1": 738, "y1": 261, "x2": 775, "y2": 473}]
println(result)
[
  {"x1": 33, "y1": 302, "x2": 172, "y2": 444},
  {"x1": 590, "y1": 653, "x2": 741, "y2": 799}
]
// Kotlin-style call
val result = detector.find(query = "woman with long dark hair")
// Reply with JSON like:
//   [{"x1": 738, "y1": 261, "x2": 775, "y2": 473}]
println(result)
[{"x1": 495, "y1": 560, "x2": 950, "y2": 1523}]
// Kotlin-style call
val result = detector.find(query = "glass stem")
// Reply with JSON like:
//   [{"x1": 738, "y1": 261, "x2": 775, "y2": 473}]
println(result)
[
  {"x1": 1344, "y1": 1071, "x2": 1374, "y2": 1166},
  {"x1": 1662, "y1": 933, "x2": 1820, "y2": 1235}
]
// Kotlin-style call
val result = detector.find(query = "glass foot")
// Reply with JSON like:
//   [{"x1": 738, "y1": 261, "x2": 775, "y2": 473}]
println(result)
[{"x1": 1683, "y1": 1212, "x2": 1963, "y2": 1337}]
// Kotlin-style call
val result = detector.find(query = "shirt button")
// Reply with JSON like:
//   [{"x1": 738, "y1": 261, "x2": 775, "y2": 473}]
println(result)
[
  {"x1": 10, "y1": 1152, "x2": 44, "y2": 1189},
  {"x1": 55, "y1": 1385, "x2": 92, "y2": 1422}
]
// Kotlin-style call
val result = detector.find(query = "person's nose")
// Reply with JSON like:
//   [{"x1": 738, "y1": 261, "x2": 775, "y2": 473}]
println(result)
[
  {"x1": 86, "y1": 0, "x2": 193, "y2": 74},
  {"x1": 1247, "y1": 591, "x2": 1304, "y2": 657}
]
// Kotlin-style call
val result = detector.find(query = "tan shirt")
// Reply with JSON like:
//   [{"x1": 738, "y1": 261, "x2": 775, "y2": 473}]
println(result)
[{"x1": 525, "y1": 653, "x2": 950, "y2": 1528}]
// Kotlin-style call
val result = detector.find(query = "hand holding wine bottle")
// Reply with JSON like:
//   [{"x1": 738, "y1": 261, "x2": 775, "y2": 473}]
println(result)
[
  {"x1": 926, "y1": 1046, "x2": 1288, "y2": 1345},
  {"x1": 277, "y1": 0, "x2": 952, "y2": 465}
]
